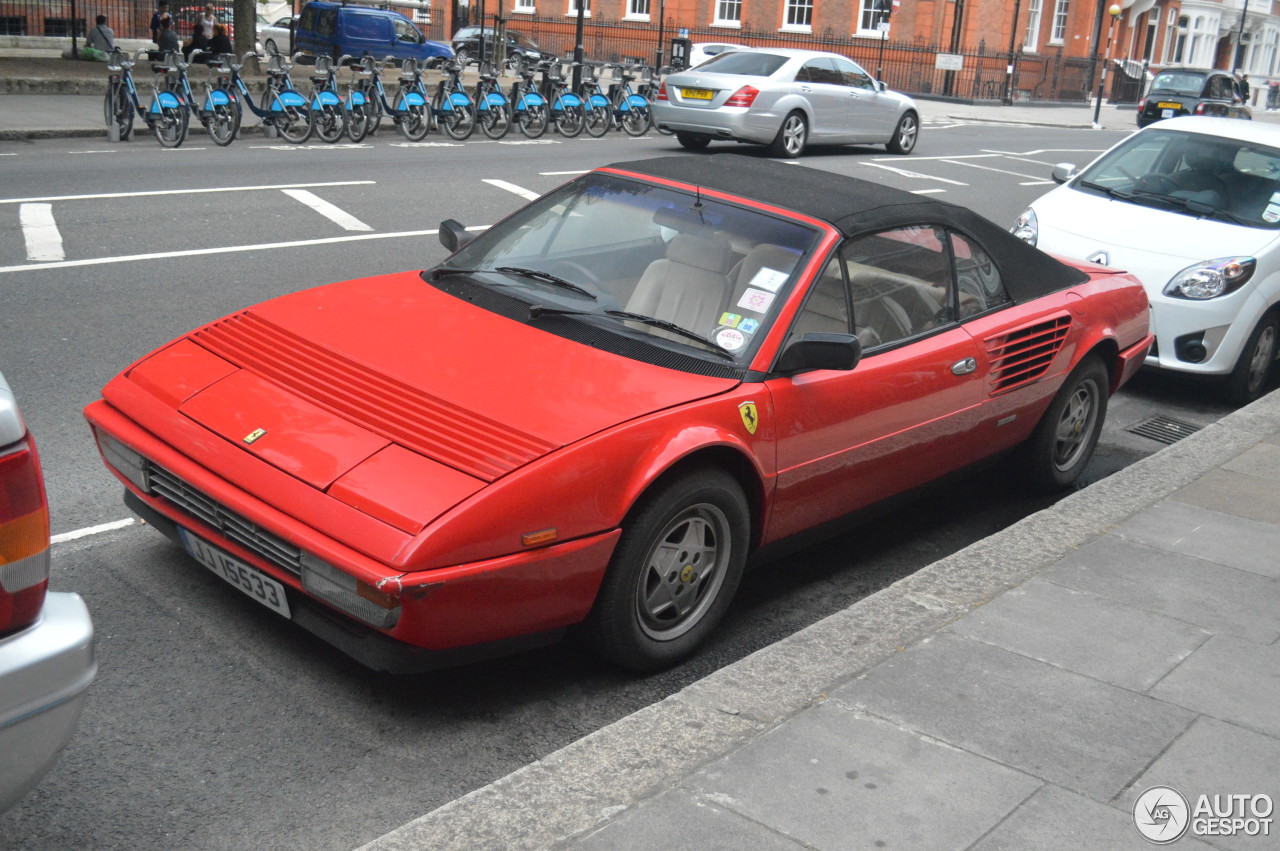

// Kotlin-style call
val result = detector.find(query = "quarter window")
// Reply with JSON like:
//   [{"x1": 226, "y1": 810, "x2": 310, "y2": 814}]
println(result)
[{"x1": 951, "y1": 234, "x2": 1010, "y2": 319}]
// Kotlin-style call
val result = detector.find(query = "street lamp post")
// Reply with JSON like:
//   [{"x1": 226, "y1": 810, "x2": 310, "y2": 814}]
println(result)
[
  {"x1": 655, "y1": 0, "x2": 666, "y2": 70},
  {"x1": 1003, "y1": 0, "x2": 1022, "y2": 104},
  {"x1": 1235, "y1": 0, "x2": 1251, "y2": 71},
  {"x1": 1092, "y1": 4, "x2": 1121, "y2": 129}
]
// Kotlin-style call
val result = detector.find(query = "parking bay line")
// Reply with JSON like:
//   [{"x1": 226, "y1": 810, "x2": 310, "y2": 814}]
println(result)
[
  {"x1": 19, "y1": 203, "x2": 65, "y2": 262},
  {"x1": 281, "y1": 188, "x2": 372, "y2": 232},
  {"x1": 940, "y1": 158, "x2": 1049, "y2": 181},
  {"x1": 859, "y1": 161, "x2": 968, "y2": 186},
  {"x1": 51, "y1": 517, "x2": 137, "y2": 545},
  {"x1": 0, "y1": 225, "x2": 489, "y2": 275},
  {"x1": 483, "y1": 179, "x2": 541, "y2": 201},
  {"x1": 0, "y1": 180, "x2": 376, "y2": 205}
]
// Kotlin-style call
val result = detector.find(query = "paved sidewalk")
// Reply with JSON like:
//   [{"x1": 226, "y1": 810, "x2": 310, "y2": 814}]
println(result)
[{"x1": 364, "y1": 388, "x2": 1280, "y2": 851}]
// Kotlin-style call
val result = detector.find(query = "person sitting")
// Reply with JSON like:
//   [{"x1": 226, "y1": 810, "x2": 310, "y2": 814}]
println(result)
[
  {"x1": 86, "y1": 14, "x2": 115, "y2": 53},
  {"x1": 156, "y1": 15, "x2": 180, "y2": 55},
  {"x1": 184, "y1": 17, "x2": 209, "y2": 60},
  {"x1": 207, "y1": 22, "x2": 233, "y2": 58}
]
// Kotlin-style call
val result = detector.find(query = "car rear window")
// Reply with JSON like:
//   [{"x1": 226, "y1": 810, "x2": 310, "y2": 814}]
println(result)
[
  {"x1": 696, "y1": 51, "x2": 788, "y2": 77},
  {"x1": 1150, "y1": 71, "x2": 1208, "y2": 96}
]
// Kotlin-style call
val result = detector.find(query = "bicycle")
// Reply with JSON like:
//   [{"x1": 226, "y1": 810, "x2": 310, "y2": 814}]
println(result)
[
  {"x1": 348, "y1": 55, "x2": 432, "y2": 142},
  {"x1": 473, "y1": 61, "x2": 511, "y2": 139},
  {"x1": 431, "y1": 58, "x2": 476, "y2": 141},
  {"x1": 251, "y1": 48, "x2": 315, "y2": 144},
  {"x1": 201, "y1": 53, "x2": 241, "y2": 145},
  {"x1": 104, "y1": 49, "x2": 189, "y2": 147},
  {"x1": 506, "y1": 57, "x2": 548, "y2": 138},
  {"x1": 608, "y1": 64, "x2": 652, "y2": 137},
  {"x1": 541, "y1": 61, "x2": 585, "y2": 138},
  {"x1": 306, "y1": 53, "x2": 349, "y2": 143},
  {"x1": 167, "y1": 50, "x2": 244, "y2": 147},
  {"x1": 576, "y1": 62, "x2": 613, "y2": 138}
]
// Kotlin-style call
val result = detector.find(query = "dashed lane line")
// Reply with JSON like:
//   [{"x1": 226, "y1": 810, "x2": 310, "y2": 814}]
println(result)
[
  {"x1": 19, "y1": 203, "x2": 65, "y2": 262},
  {"x1": 281, "y1": 188, "x2": 373, "y2": 232},
  {"x1": 483, "y1": 179, "x2": 540, "y2": 200}
]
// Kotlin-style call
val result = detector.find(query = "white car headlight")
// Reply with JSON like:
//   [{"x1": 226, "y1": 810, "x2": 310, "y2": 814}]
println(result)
[
  {"x1": 1163, "y1": 257, "x2": 1256, "y2": 300},
  {"x1": 1011, "y1": 208, "x2": 1038, "y2": 246}
]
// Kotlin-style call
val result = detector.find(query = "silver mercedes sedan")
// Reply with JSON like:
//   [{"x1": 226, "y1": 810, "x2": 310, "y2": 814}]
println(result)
[{"x1": 653, "y1": 48, "x2": 919, "y2": 159}]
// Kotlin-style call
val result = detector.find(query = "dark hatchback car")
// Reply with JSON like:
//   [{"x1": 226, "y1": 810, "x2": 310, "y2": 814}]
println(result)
[
  {"x1": 451, "y1": 26, "x2": 554, "y2": 65},
  {"x1": 1137, "y1": 68, "x2": 1251, "y2": 127}
]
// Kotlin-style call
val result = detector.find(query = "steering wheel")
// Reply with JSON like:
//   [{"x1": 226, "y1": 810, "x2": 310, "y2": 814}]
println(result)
[
  {"x1": 1134, "y1": 173, "x2": 1177, "y2": 194},
  {"x1": 548, "y1": 260, "x2": 603, "y2": 293}
]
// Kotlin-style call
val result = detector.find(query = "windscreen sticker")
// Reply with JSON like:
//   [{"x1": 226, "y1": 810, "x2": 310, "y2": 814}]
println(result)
[
  {"x1": 1265, "y1": 192, "x2": 1280, "y2": 222},
  {"x1": 716, "y1": 328, "x2": 747, "y2": 351},
  {"x1": 719, "y1": 312, "x2": 743, "y2": 328},
  {"x1": 738, "y1": 318, "x2": 760, "y2": 334},
  {"x1": 749, "y1": 267, "x2": 790, "y2": 293},
  {"x1": 738, "y1": 288, "x2": 776, "y2": 313}
]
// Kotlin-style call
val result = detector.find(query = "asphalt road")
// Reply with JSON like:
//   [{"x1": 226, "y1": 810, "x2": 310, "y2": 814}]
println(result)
[{"x1": 0, "y1": 120, "x2": 1241, "y2": 849}]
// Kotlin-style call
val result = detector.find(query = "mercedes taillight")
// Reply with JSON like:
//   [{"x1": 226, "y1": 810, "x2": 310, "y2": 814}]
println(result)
[
  {"x1": 0, "y1": 433, "x2": 50, "y2": 637},
  {"x1": 724, "y1": 86, "x2": 760, "y2": 108}
]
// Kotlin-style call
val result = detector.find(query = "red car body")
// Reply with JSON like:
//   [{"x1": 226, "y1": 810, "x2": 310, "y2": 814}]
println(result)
[{"x1": 85, "y1": 156, "x2": 1150, "y2": 671}]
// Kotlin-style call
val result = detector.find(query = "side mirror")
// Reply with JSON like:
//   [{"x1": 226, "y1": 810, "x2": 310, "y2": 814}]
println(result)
[
  {"x1": 1051, "y1": 162, "x2": 1078, "y2": 184},
  {"x1": 775, "y1": 332, "x2": 862, "y2": 375},
  {"x1": 876, "y1": 80, "x2": 887, "y2": 93},
  {"x1": 438, "y1": 219, "x2": 473, "y2": 253}
]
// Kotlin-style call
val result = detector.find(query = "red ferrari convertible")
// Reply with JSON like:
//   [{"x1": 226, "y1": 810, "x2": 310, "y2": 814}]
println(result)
[{"x1": 85, "y1": 156, "x2": 1151, "y2": 672}]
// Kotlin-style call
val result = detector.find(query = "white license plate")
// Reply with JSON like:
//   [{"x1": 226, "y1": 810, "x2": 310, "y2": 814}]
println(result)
[
  {"x1": 179, "y1": 528, "x2": 291, "y2": 618},
  {"x1": 1161, "y1": 108, "x2": 1174, "y2": 118}
]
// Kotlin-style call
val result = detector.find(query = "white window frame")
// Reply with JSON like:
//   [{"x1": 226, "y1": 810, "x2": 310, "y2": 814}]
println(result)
[
  {"x1": 713, "y1": 0, "x2": 742, "y2": 28},
  {"x1": 1049, "y1": 0, "x2": 1069, "y2": 46},
  {"x1": 1024, "y1": 0, "x2": 1042, "y2": 53},
  {"x1": 854, "y1": 0, "x2": 891, "y2": 38},
  {"x1": 624, "y1": 0, "x2": 649, "y2": 21},
  {"x1": 781, "y1": 0, "x2": 813, "y2": 33},
  {"x1": 513, "y1": 0, "x2": 535, "y2": 14},
  {"x1": 566, "y1": 0, "x2": 590, "y2": 18}
]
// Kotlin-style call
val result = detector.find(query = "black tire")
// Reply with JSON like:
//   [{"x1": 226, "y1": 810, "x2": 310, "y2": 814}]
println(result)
[
  {"x1": 346, "y1": 99, "x2": 371, "y2": 142},
  {"x1": 433, "y1": 88, "x2": 475, "y2": 140},
  {"x1": 104, "y1": 84, "x2": 134, "y2": 140},
  {"x1": 396, "y1": 98, "x2": 430, "y2": 141},
  {"x1": 886, "y1": 110, "x2": 919, "y2": 155},
  {"x1": 206, "y1": 101, "x2": 237, "y2": 145},
  {"x1": 676, "y1": 131, "x2": 710, "y2": 151},
  {"x1": 516, "y1": 100, "x2": 548, "y2": 138},
  {"x1": 584, "y1": 468, "x2": 749, "y2": 671},
  {"x1": 621, "y1": 103, "x2": 649, "y2": 136},
  {"x1": 478, "y1": 100, "x2": 511, "y2": 139},
  {"x1": 275, "y1": 100, "x2": 314, "y2": 144},
  {"x1": 553, "y1": 100, "x2": 585, "y2": 138},
  {"x1": 313, "y1": 102, "x2": 346, "y2": 143},
  {"x1": 582, "y1": 97, "x2": 610, "y2": 137},
  {"x1": 1020, "y1": 355, "x2": 1109, "y2": 492},
  {"x1": 152, "y1": 103, "x2": 188, "y2": 148},
  {"x1": 766, "y1": 111, "x2": 807, "y2": 157},
  {"x1": 1225, "y1": 310, "x2": 1278, "y2": 405}
]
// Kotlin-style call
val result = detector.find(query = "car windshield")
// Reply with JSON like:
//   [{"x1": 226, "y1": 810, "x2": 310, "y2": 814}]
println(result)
[
  {"x1": 437, "y1": 173, "x2": 822, "y2": 363},
  {"x1": 1073, "y1": 128, "x2": 1280, "y2": 229},
  {"x1": 1149, "y1": 71, "x2": 1207, "y2": 95},
  {"x1": 694, "y1": 51, "x2": 789, "y2": 77}
]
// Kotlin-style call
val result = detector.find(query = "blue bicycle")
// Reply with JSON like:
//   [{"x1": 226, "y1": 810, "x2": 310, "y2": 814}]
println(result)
[
  {"x1": 474, "y1": 61, "x2": 511, "y2": 139},
  {"x1": 431, "y1": 59, "x2": 476, "y2": 141},
  {"x1": 306, "y1": 53, "x2": 349, "y2": 143},
  {"x1": 220, "y1": 50, "x2": 314, "y2": 144},
  {"x1": 103, "y1": 48, "x2": 188, "y2": 147},
  {"x1": 347, "y1": 55, "x2": 431, "y2": 142},
  {"x1": 541, "y1": 61, "x2": 585, "y2": 138},
  {"x1": 507, "y1": 57, "x2": 548, "y2": 138}
]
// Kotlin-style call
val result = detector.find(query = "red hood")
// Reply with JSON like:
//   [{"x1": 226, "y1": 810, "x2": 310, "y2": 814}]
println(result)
[{"x1": 125, "y1": 271, "x2": 739, "y2": 531}]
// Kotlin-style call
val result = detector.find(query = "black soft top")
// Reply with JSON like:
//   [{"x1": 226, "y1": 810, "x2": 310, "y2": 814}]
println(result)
[{"x1": 606, "y1": 154, "x2": 1089, "y2": 303}]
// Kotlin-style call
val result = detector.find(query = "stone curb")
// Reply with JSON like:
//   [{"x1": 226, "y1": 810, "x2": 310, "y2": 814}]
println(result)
[{"x1": 359, "y1": 388, "x2": 1280, "y2": 851}]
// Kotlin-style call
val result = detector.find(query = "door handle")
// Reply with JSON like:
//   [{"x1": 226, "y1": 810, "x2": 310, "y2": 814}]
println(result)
[
  {"x1": 800, "y1": 86, "x2": 812, "y2": 92},
  {"x1": 951, "y1": 358, "x2": 977, "y2": 375}
]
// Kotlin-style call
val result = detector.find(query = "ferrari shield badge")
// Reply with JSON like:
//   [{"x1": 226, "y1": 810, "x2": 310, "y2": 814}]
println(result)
[{"x1": 738, "y1": 401, "x2": 759, "y2": 435}]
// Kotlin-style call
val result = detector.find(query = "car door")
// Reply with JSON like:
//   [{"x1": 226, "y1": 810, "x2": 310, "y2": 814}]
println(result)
[
  {"x1": 833, "y1": 56, "x2": 895, "y2": 142},
  {"x1": 765, "y1": 226, "x2": 986, "y2": 542},
  {"x1": 794, "y1": 58, "x2": 846, "y2": 139},
  {"x1": 341, "y1": 11, "x2": 391, "y2": 59}
]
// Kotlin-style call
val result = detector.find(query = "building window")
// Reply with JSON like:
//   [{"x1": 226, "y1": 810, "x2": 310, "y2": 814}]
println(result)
[
  {"x1": 714, "y1": 0, "x2": 741, "y2": 26},
  {"x1": 784, "y1": 0, "x2": 813, "y2": 30},
  {"x1": 625, "y1": 0, "x2": 649, "y2": 18},
  {"x1": 567, "y1": 0, "x2": 589, "y2": 15},
  {"x1": 1024, "y1": 0, "x2": 1042, "y2": 52},
  {"x1": 857, "y1": 0, "x2": 892, "y2": 36},
  {"x1": 514, "y1": 0, "x2": 535, "y2": 12},
  {"x1": 1050, "y1": 0, "x2": 1069, "y2": 45}
]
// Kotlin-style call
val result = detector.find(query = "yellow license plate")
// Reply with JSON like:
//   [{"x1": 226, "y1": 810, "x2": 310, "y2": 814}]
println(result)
[
  {"x1": 1156, "y1": 101, "x2": 1182, "y2": 109},
  {"x1": 681, "y1": 88, "x2": 714, "y2": 100}
]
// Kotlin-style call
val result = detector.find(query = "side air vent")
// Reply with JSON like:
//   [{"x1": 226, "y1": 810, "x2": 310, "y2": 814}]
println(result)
[{"x1": 985, "y1": 314, "x2": 1071, "y2": 394}]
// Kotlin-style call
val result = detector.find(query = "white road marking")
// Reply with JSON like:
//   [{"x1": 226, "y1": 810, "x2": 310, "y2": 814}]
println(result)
[
  {"x1": 281, "y1": 188, "x2": 373, "y2": 232},
  {"x1": 69, "y1": 150, "x2": 118, "y2": 155},
  {"x1": 1020, "y1": 180, "x2": 1054, "y2": 186},
  {"x1": 873, "y1": 153, "x2": 999, "y2": 162},
  {"x1": 539, "y1": 169, "x2": 588, "y2": 175},
  {"x1": 19, "y1": 203, "x2": 65, "y2": 262},
  {"x1": 860, "y1": 162, "x2": 969, "y2": 186},
  {"x1": 248, "y1": 144, "x2": 369, "y2": 151},
  {"x1": 497, "y1": 139, "x2": 559, "y2": 145},
  {"x1": 981, "y1": 148, "x2": 1107, "y2": 156},
  {"x1": 161, "y1": 147, "x2": 207, "y2": 152},
  {"x1": 388, "y1": 141, "x2": 464, "y2": 147},
  {"x1": 0, "y1": 180, "x2": 375, "y2": 205},
  {"x1": 52, "y1": 517, "x2": 137, "y2": 544},
  {"x1": 483, "y1": 179, "x2": 540, "y2": 200},
  {"x1": 0, "y1": 226, "x2": 489, "y2": 275},
  {"x1": 941, "y1": 158, "x2": 1046, "y2": 181},
  {"x1": 911, "y1": 188, "x2": 947, "y2": 195}
]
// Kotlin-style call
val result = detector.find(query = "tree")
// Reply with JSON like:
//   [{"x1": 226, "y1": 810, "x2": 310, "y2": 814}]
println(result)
[{"x1": 233, "y1": 0, "x2": 257, "y2": 56}]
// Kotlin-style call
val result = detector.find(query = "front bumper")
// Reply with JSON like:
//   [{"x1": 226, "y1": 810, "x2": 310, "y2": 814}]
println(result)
[
  {"x1": 0, "y1": 593, "x2": 96, "y2": 812},
  {"x1": 1144, "y1": 288, "x2": 1270, "y2": 377}
]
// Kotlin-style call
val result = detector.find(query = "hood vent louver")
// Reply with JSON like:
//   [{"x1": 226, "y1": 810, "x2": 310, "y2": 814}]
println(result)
[
  {"x1": 191, "y1": 312, "x2": 558, "y2": 482},
  {"x1": 985, "y1": 314, "x2": 1072, "y2": 395}
]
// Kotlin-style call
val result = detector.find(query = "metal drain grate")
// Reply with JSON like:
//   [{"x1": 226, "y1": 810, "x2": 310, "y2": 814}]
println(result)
[{"x1": 1125, "y1": 414, "x2": 1204, "y2": 445}]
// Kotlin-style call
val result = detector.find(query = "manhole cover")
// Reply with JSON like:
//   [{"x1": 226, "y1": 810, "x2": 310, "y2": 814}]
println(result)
[{"x1": 1125, "y1": 414, "x2": 1204, "y2": 445}]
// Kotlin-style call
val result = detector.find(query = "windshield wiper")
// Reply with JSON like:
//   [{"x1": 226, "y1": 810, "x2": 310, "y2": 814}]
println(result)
[
  {"x1": 494, "y1": 266, "x2": 596, "y2": 299},
  {"x1": 528, "y1": 306, "x2": 735, "y2": 359},
  {"x1": 1077, "y1": 179, "x2": 1135, "y2": 201}
]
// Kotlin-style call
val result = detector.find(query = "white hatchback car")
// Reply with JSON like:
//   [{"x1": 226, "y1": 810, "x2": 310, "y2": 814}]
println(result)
[{"x1": 1014, "y1": 116, "x2": 1280, "y2": 402}]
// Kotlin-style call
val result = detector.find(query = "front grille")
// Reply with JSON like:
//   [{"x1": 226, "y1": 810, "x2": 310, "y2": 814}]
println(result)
[{"x1": 146, "y1": 463, "x2": 303, "y2": 576}]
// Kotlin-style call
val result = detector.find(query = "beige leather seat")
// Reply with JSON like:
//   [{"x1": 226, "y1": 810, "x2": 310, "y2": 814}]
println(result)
[{"x1": 627, "y1": 233, "x2": 734, "y2": 333}]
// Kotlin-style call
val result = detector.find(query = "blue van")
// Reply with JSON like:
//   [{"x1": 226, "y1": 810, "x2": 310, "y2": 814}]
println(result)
[{"x1": 294, "y1": 1, "x2": 452, "y2": 64}]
